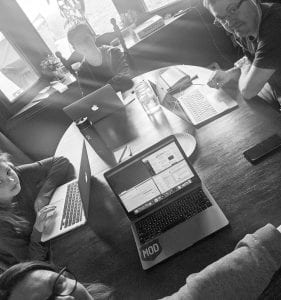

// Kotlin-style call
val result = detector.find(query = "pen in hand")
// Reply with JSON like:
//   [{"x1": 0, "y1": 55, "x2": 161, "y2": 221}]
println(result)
[{"x1": 189, "y1": 74, "x2": 207, "y2": 86}]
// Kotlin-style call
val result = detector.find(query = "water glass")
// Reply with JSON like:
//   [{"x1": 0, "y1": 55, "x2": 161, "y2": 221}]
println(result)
[{"x1": 136, "y1": 81, "x2": 161, "y2": 115}]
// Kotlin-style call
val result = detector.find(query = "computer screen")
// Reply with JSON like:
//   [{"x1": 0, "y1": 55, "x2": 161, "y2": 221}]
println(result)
[{"x1": 107, "y1": 142, "x2": 194, "y2": 214}]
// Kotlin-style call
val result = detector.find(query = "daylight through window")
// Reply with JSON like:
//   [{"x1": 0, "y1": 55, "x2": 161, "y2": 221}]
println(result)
[
  {"x1": 0, "y1": 32, "x2": 39, "y2": 103},
  {"x1": 16, "y1": 0, "x2": 121, "y2": 59},
  {"x1": 142, "y1": 0, "x2": 180, "y2": 11}
]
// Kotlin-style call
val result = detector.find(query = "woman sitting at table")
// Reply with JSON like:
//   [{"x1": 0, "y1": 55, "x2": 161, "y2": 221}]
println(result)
[
  {"x1": 1, "y1": 224, "x2": 281, "y2": 299},
  {"x1": 67, "y1": 23, "x2": 134, "y2": 96},
  {"x1": 0, "y1": 152, "x2": 73, "y2": 270}
]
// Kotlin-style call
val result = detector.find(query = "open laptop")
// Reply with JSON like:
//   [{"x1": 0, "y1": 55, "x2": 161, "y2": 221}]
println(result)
[
  {"x1": 104, "y1": 135, "x2": 229, "y2": 269},
  {"x1": 155, "y1": 75, "x2": 238, "y2": 127},
  {"x1": 63, "y1": 84, "x2": 124, "y2": 123},
  {"x1": 41, "y1": 140, "x2": 91, "y2": 242}
]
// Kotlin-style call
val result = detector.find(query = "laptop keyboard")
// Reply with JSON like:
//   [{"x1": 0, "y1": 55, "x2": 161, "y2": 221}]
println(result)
[
  {"x1": 60, "y1": 181, "x2": 83, "y2": 230},
  {"x1": 135, "y1": 188, "x2": 212, "y2": 245},
  {"x1": 179, "y1": 89, "x2": 217, "y2": 123}
]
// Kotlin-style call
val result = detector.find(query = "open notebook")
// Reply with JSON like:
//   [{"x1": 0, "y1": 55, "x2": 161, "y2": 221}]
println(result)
[{"x1": 155, "y1": 72, "x2": 238, "y2": 127}]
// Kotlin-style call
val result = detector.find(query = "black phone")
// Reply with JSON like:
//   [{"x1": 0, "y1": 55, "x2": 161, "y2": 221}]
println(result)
[{"x1": 243, "y1": 134, "x2": 281, "y2": 163}]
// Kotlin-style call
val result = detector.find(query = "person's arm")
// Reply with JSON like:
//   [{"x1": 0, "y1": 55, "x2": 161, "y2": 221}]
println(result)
[
  {"x1": 29, "y1": 225, "x2": 50, "y2": 261},
  {"x1": 33, "y1": 156, "x2": 74, "y2": 212},
  {"x1": 107, "y1": 47, "x2": 134, "y2": 92},
  {"x1": 207, "y1": 57, "x2": 275, "y2": 99},
  {"x1": 236, "y1": 57, "x2": 275, "y2": 100},
  {"x1": 207, "y1": 66, "x2": 241, "y2": 89},
  {"x1": 238, "y1": 14, "x2": 281, "y2": 100},
  {"x1": 161, "y1": 224, "x2": 281, "y2": 300},
  {"x1": 0, "y1": 224, "x2": 48, "y2": 265}
]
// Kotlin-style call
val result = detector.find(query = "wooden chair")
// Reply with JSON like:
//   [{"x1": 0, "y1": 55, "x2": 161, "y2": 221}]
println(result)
[{"x1": 110, "y1": 18, "x2": 137, "y2": 75}]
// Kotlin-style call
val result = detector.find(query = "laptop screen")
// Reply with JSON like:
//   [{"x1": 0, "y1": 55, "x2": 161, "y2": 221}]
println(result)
[
  {"x1": 77, "y1": 141, "x2": 91, "y2": 217},
  {"x1": 63, "y1": 84, "x2": 124, "y2": 124},
  {"x1": 106, "y1": 141, "x2": 195, "y2": 215}
]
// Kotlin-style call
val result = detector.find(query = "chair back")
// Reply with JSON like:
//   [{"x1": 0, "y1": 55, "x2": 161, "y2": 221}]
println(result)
[
  {"x1": 110, "y1": 18, "x2": 137, "y2": 75},
  {"x1": 0, "y1": 131, "x2": 32, "y2": 165}
]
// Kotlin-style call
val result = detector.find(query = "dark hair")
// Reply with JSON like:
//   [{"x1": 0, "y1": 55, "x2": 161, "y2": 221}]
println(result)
[
  {"x1": 0, "y1": 261, "x2": 57, "y2": 300},
  {"x1": 0, "y1": 153, "x2": 29, "y2": 234},
  {"x1": 0, "y1": 261, "x2": 114, "y2": 300},
  {"x1": 67, "y1": 23, "x2": 96, "y2": 46}
]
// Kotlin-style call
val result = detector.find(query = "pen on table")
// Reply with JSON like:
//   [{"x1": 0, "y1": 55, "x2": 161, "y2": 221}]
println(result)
[
  {"x1": 128, "y1": 146, "x2": 133, "y2": 157},
  {"x1": 118, "y1": 145, "x2": 128, "y2": 163},
  {"x1": 31, "y1": 99, "x2": 41, "y2": 104}
]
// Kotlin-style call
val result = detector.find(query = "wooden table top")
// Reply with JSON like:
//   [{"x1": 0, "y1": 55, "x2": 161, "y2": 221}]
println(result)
[{"x1": 50, "y1": 65, "x2": 281, "y2": 299}]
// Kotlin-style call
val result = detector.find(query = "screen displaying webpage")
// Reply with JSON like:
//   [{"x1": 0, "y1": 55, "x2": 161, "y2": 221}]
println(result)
[{"x1": 109, "y1": 142, "x2": 194, "y2": 214}]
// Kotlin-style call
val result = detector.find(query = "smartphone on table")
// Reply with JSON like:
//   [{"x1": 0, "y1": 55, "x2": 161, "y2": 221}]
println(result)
[{"x1": 243, "y1": 134, "x2": 281, "y2": 164}]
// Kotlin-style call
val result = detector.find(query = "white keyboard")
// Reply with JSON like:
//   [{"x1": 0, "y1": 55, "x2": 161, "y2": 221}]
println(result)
[{"x1": 179, "y1": 89, "x2": 217, "y2": 124}]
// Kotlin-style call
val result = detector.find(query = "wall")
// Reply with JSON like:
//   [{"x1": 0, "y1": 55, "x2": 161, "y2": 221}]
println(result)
[
  {"x1": 0, "y1": 0, "x2": 52, "y2": 115},
  {"x1": 0, "y1": 0, "x2": 50, "y2": 70},
  {"x1": 129, "y1": 6, "x2": 239, "y2": 74}
]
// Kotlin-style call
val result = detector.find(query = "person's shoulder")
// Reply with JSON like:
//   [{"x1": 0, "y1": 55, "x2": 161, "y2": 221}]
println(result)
[
  {"x1": 259, "y1": 3, "x2": 281, "y2": 40},
  {"x1": 261, "y1": 3, "x2": 281, "y2": 26},
  {"x1": 100, "y1": 45, "x2": 121, "y2": 55},
  {"x1": 14, "y1": 161, "x2": 40, "y2": 176}
]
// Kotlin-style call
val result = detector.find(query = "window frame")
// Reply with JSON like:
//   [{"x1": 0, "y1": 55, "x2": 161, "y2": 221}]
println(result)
[
  {"x1": 0, "y1": 0, "x2": 53, "y2": 117},
  {"x1": 0, "y1": 0, "x2": 188, "y2": 117},
  {"x1": 0, "y1": 31, "x2": 42, "y2": 114},
  {"x1": 137, "y1": 0, "x2": 186, "y2": 14}
]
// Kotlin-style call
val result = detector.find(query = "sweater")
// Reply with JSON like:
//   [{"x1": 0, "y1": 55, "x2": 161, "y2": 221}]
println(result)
[
  {"x1": 0, "y1": 157, "x2": 72, "y2": 269},
  {"x1": 78, "y1": 45, "x2": 133, "y2": 95},
  {"x1": 161, "y1": 224, "x2": 281, "y2": 300}
]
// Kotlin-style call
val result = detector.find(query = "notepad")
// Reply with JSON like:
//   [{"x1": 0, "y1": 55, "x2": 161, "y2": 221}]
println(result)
[{"x1": 160, "y1": 67, "x2": 191, "y2": 94}]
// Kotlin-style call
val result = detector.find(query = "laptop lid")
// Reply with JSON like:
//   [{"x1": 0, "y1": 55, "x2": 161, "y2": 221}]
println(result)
[
  {"x1": 104, "y1": 135, "x2": 201, "y2": 221},
  {"x1": 63, "y1": 84, "x2": 124, "y2": 123},
  {"x1": 78, "y1": 141, "x2": 91, "y2": 217}
]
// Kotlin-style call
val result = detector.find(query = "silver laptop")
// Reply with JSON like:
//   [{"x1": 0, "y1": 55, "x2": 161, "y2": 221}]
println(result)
[
  {"x1": 41, "y1": 141, "x2": 91, "y2": 242},
  {"x1": 104, "y1": 135, "x2": 228, "y2": 269},
  {"x1": 155, "y1": 76, "x2": 238, "y2": 127},
  {"x1": 63, "y1": 84, "x2": 124, "y2": 123}
]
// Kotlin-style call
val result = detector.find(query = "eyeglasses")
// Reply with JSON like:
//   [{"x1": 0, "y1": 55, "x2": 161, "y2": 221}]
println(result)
[
  {"x1": 213, "y1": 0, "x2": 247, "y2": 27},
  {"x1": 46, "y1": 267, "x2": 77, "y2": 300}
]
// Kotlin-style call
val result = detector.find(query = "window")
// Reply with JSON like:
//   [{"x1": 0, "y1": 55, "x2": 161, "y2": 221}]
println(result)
[
  {"x1": 142, "y1": 0, "x2": 180, "y2": 12},
  {"x1": 0, "y1": 32, "x2": 39, "y2": 103},
  {"x1": 16, "y1": 0, "x2": 121, "y2": 59},
  {"x1": 84, "y1": 0, "x2": 121, "y2": 34}
]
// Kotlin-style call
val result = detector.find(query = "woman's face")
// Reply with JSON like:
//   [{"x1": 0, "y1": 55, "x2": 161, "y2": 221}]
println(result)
[
  {"x1": 0, "y1": 161, "x2": 21, "y2": 204},
  {"x1": 9, "y1": 269, "x2": 93, "y2": 300}
]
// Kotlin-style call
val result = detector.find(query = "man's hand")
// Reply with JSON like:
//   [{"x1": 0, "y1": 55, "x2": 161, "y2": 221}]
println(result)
[
  {"x1": 34, "y1": 205, "x2": 56, "y2": 232},
  {"x1": 207, "y1": 68, "x2": 240, "y2": 89}
]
